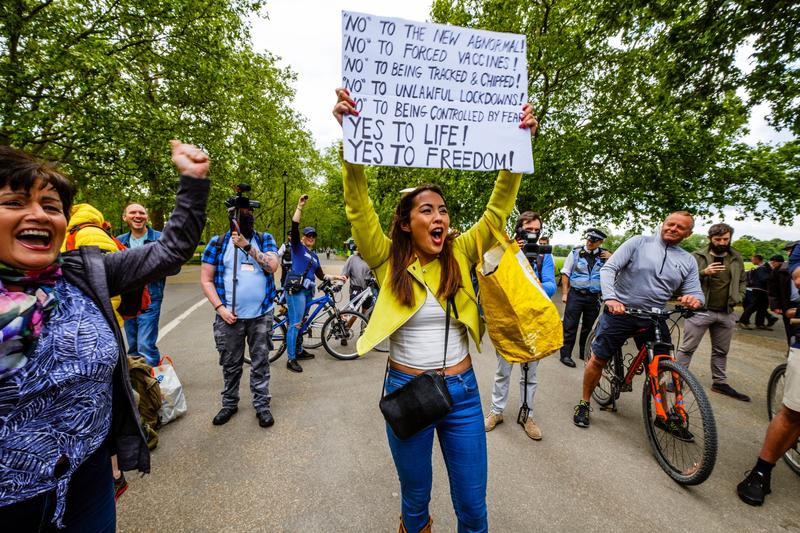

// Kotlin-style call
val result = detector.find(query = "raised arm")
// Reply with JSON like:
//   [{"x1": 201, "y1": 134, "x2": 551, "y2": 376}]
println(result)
[
  {"x1": 454, "y1": 103, "x2": 538, "y2": 264},
  {"x1": 334, "y1": 88, "x2": 391, "y2": 271},
  {"x1": 103, "y1": 141, "x2": 209, "y2": 296}
]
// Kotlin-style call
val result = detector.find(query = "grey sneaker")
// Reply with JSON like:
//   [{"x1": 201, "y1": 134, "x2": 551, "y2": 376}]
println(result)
[
  {"x1": 522, "y1": 417, "x2": 542, "y2": 440},
  {"x1": 484, "y1": 412, "x2": 503, "y2": 432}
]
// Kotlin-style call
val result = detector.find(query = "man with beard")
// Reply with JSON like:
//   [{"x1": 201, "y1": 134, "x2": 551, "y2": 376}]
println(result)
[
  {"x1": 676, "y1": 223, "x2": 750, "y2": 401},
  {"x1": 200, "y1": 204, "x2": 279, "y2": 427}
]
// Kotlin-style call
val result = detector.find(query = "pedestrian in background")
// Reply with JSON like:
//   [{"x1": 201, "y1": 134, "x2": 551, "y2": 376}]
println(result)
[
  {"x1": 118, "y1": 203, "x2": 180, "y2": 366},
  {"x1": 484, "y1": 211, "x2": 555, "y2": 441},
  {"x1": 739, "y1": 254, "x2": 782, "y2": 330},
  {"x1": 559, "y1": 228, "x2": 610, "y2": 367},
  {"x1": 676, "y1": 223, "x2": 750, "y2": 401},
  {"x1": 284, "y1": 194, "x2": 345, "y2": 373}
]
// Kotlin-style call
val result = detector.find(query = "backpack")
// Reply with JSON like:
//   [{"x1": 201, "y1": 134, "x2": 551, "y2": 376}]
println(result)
[
  {"x1": 127, "y1": 355, "x2": 161, "y2": 450},
  {"x1": 65, "y1": 223, "x2": 152, "y2": 319}
]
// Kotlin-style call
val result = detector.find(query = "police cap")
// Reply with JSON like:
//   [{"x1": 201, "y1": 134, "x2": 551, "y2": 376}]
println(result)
[{"x1": 585, "y1": 228, "x2": 607, "y2": 241}]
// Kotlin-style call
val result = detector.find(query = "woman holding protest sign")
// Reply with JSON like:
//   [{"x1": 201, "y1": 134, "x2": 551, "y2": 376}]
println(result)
[
  {"x1": 0, "y1": 141, "x2": 209, "y2": 530},
  {"x1": 334, "y1": 87, "x2": 537, "y2": 532}
]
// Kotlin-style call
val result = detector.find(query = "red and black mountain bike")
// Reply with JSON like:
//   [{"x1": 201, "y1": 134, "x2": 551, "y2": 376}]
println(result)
[{"x1": 585, "y1": 306, "x2": 718, "y2": 485}]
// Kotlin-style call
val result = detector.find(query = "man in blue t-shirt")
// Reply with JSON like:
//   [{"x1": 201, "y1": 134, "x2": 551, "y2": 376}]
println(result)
[{"x1": 200, "y1": 206, "x2": 279, "y2": 428}]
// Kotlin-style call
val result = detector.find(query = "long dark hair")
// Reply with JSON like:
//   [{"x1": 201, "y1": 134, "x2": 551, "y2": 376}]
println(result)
[
  {"x1": 388, "y1": 184, "x2": 462, "y2": 307},
  {"x1": 0, "y1": 146, "x2": 75, "y2": 219}
]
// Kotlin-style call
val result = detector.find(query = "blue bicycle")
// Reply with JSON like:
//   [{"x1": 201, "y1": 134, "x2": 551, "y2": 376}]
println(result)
[{"x1": 246, "y1": 279, "x2": 368, "y2": 363}]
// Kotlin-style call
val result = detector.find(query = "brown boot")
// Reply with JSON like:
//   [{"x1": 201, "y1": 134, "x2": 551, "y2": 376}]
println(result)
[{"x1": 399, "y1": 516, "x2": 433, "y2": 533}]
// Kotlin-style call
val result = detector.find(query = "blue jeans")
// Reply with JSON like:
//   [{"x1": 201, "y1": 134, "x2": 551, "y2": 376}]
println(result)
[
  {"x1": 125, "y1": 298, "x2": 163, "y2": 366},
  {"x1": 385, "y1": 367, "x2": 488, "y2": 533},
  {"x1": 286, "y1": 288, "x2": 313, "y2": 361},
  {"x1": 0, "y1": 444, "x2": 115, "y2": 532}
]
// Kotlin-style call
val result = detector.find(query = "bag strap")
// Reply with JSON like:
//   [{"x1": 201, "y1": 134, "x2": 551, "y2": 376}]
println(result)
[
  {"x1": 380, "y1": 295, "x2": 454, "y2": 397},
  {"x1": 439, "y1": 297, "x2": 452, "y2": 373}
]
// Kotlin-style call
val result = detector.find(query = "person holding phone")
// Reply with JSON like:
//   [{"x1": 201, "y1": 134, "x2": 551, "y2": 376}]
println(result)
[
  {"x1": 675, "y1": 223, "x2": 750, "y2": 401},
  {"x1": 284, "y1": 194, "x2": 345, "y2": 373}
]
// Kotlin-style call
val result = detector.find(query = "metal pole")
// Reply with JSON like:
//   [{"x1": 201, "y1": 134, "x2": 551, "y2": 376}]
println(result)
[{"x1": 282, "y1": 170, "x2": 288, "y2": 241}]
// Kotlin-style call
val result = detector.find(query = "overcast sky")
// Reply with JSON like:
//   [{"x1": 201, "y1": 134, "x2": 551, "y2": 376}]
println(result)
[{"x1": 249, "y1": 1, "x2": 798, "y2": 245}]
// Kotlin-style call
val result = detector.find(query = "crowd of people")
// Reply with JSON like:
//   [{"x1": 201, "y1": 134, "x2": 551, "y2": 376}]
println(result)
[{"x1": 0, "y1": 87, "x2": 797, "y2": 531}]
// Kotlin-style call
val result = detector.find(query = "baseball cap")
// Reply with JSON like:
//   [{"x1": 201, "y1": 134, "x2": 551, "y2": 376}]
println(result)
[
  {"x1": 303, "y1": 226, "x2": 317, "y2": 237},
  {"x1": 783, "y1": 240, "x2": 799, "y2": 251},
  {"x1": 585, "y1": 228, "x2": 607, "y2": 241}
]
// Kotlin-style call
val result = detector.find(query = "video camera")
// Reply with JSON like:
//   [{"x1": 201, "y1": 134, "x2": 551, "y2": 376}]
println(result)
[
  {"x1": 515, "y1": 228, "x2": 553, "y2": 261},
  {"x1": 224, "y1": 183, "x2": 260, "y2": 211},
  {"x1": 225, "y1": 183, "x2": 260, "y2": 234}
]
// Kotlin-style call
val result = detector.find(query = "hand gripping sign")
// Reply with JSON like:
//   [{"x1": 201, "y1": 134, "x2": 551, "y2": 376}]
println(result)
[{"x1": 342, "y1": 11, "x2": 534, "y2": 173}]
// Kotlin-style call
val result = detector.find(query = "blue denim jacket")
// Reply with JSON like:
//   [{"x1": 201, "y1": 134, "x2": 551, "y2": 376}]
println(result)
[{"x1": 117, "y1": 227, "x2": 179, "y2": 300}]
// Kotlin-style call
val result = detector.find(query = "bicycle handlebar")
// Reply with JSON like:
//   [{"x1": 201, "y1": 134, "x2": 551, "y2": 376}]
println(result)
[{"x1": 624, "y1": 305, "x2": 706, "y2": 319}]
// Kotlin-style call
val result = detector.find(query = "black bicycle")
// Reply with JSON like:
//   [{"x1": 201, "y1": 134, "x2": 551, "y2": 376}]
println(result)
[{"x1": 583, "y1": 306, "x2": 718, "y2": 485}]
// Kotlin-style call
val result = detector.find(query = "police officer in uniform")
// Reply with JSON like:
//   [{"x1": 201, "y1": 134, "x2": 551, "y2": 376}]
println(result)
[{"x1": 559, "y1": 228, "x2": 611, "y2": 367}]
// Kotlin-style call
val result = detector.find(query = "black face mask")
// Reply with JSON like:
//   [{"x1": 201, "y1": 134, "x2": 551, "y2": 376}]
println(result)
[
  {"x1": 238, "y1": 213, "x2": 255, "y2": 239},
  {"x1": 710, "y1": 243, "x2": 730, "y2": 255}
]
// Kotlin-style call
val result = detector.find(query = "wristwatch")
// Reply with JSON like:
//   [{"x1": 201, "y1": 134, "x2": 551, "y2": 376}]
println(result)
[{"x1": 243, "y1": 244, "x2": 252, "y2": 253}]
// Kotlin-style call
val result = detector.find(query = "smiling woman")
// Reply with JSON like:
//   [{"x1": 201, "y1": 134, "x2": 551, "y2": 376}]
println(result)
[{"x1": 0, "y1": 142, "x2": 210, "y2": 530}]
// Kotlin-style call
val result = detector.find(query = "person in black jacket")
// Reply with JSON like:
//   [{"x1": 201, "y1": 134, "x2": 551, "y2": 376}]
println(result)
[
  {"x1": 739, "y1": 255, "x2": 782, "y2": 330},
  {"x1": 0, "y1": 141, "x2": 209, "y2": 530},
  {"x1": 769, "y1": 242, "x2": 799, "y2": 346}
]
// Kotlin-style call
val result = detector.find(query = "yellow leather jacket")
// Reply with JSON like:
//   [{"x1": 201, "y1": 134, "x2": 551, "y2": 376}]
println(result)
[{"x1": 342, "y1": 161, "x2": 521, "y2": 355}]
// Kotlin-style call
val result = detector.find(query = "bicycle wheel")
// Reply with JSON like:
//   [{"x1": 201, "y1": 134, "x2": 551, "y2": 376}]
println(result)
[
  {"x1": 304, "y1": 308, "x2": 333, "y2": 350},
  {"x1": 267, "y1": 322, "x2": 288, "y2": 363},
  {"x1": 642, "y1": 359, "x2": 717, "y2": 485},
  {"x1": 321, "y1": 310, "x2": 368, "y2": 360},
  {"x1": 243, "y1": 318, "x2": 287, "y2": 364},
  {"x1": 767, "y1": 363, "x2": 800, "y2": 475},
  {"x1": 585, "y1": 327, "x2": 617, "y2": 406}
]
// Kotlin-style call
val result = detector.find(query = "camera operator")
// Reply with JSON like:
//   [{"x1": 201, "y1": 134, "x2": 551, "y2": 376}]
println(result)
[
  {"x1": 200, "y1": 185, "x2": 279, "y2": 429},
  {"x1": 559, "y1": 228, "x2": 611, "y2": 367},
  {"x1": 485, "y1": 211, "x2": 556, "y2": 440}
]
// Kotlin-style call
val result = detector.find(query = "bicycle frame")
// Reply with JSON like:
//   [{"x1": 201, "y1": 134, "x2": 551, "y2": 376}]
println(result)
[{"x1": 620, "y1": 318, "x2": 687, "y2": 423}]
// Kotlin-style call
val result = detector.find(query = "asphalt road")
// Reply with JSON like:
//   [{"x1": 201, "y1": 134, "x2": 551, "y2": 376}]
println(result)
[{"x1": 117, "y1": 259, "x2": 800, "y2": 532}]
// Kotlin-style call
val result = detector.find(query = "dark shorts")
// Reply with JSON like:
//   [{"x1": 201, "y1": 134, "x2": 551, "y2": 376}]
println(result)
[{"x1": 590, "y1": 310, "x2": 671, "y2": 360}]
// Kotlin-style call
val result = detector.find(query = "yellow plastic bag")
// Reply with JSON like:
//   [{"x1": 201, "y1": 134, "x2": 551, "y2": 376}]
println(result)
[{"x1": 476, "y1": 221, "x2": 563, "y2": 363}]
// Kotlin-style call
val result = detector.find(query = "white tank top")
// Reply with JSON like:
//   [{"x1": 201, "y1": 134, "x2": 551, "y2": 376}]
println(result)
[{"x1": 389, "y1": 289, "x2": 469, "y2": 370}]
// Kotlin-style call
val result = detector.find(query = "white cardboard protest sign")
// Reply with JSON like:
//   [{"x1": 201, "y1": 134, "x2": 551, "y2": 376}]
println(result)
[{"x1": 341, "y1": 11, "x2": 534, "y2": 173}]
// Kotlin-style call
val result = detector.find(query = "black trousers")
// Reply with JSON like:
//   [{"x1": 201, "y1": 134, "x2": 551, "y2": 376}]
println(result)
[
  {"x1": 739, "y1": 290, "x2": 776, "y2": 327},
  {"x1": 560, "y1": 289, "x2": 601, "y2": 359}
]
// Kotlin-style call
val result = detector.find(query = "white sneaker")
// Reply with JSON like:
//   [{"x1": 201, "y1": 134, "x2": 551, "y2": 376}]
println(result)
[{"x1": 484, "y1": 412, "x2": 504, "y2": 432}]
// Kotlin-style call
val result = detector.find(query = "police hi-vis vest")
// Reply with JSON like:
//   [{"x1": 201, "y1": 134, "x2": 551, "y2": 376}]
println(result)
[{"x1": 569, "y1": 247, "x2": 604, "y2": 293}]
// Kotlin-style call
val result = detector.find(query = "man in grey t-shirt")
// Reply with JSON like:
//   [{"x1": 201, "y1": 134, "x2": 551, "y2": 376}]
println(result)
[
  {"x1": 573, "y1": 211, "x2": 704, "y2": 429},
  {"x1": 342, "y1": 249, "x2": 374, "y2": 304}
]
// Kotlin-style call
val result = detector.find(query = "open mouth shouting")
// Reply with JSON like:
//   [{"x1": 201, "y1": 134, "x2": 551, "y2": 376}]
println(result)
[
  {"x1": 430, "y1": 227, "x2": 445, "y2": 248},
  {"x1": 16, "y1": 228, "x2": 54, "y2": 251}
]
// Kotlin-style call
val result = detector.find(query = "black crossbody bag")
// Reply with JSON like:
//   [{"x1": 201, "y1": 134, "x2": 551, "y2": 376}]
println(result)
[{"x1": 379, "y1": 298, "x2": 455, "y2": 440}]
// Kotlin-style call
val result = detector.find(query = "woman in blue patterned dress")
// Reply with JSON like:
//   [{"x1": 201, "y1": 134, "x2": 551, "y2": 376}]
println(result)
[{"x1": 0, "y1": 141, "x2": 210, "y2": 531}]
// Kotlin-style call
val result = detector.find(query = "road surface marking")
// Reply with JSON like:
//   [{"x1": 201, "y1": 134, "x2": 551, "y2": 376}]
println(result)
[{"x1": 158, "y1": 298, "x2": 207, "y2": 341}]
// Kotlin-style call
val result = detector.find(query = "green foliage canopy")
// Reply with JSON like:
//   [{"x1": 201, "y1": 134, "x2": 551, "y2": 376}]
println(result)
[{"x1": 0, "y1": 0, "x2": 321, "y2": 239}]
